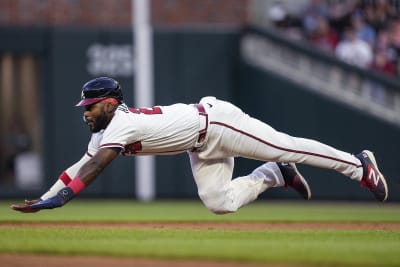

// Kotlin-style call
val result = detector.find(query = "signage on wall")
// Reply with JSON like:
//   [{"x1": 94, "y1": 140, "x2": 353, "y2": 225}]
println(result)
[{"x1": 86, "y1": 44, "x2": 134, "y2": 77}]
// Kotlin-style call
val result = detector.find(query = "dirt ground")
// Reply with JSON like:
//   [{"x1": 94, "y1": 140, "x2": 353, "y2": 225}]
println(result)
[
  {"x1": 0, "y1": 254, "x2": 300, "y2": 267},
  {"x1": 1, "y1": 221, "x2": 399, "y2": 267}
]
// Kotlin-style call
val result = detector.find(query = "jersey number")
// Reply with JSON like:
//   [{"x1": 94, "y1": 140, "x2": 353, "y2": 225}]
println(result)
[{"x1": 128, "y1": 106, "x2": 163, "y2": 115}]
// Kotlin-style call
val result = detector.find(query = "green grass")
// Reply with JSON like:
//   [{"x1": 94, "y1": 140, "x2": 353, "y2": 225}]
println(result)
[
  {"x1": 2, "y1": 199, "x2": 400, "y2": 222},
  {"x1": 0, "y1": 228, "x2": 399, "y2": 266},
  {"x1": 1, "y1": 200, "x2": 400, "y2": 266}
]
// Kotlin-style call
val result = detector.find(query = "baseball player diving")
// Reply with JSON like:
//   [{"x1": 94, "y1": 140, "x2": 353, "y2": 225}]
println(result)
[{"x1": 11, "y1": 77, "x2": 388, "y2": 214}]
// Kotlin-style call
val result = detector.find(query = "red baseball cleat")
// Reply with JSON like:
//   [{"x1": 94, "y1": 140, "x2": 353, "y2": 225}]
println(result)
[
  {"x1": 277, "y1": 162, "x2": 311, "y2": 200},
  {"x1": 356, "y1": 150, "x2": 388, "y2": 202}
]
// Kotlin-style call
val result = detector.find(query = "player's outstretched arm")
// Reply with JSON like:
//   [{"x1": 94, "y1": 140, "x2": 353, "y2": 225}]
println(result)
[
  {"x1": 11, "y1": 148, "x2": 119, "y2": 213},
  {"x1": 10, "y1": 154, "x2": 91, "y2": 213},
  {"x1": 10, "y1": 199, "x2": 42, "y2": 213}
]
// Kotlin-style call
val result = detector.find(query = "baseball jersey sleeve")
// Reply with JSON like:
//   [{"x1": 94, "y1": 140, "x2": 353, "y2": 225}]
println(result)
[
  {"x1": 87, "y1": 132, "x2": 102, "y2": 157},
  {"x1": 98, "y1": 110, "x2": 137, "y2": 153}
]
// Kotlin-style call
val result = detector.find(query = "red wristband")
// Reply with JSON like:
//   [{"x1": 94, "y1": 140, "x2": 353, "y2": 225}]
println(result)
[
  {"x1": 68, "y1": 177, "x2": 86, "y2": 194},
  {"x1": 59, "y1": 171, "x2": 72, "y2": 185}
]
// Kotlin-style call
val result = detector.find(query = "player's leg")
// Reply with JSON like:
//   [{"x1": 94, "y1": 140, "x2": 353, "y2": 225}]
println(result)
[
  {"x1": 189, "y1": 153, "x2": 309, "y2": 214},
  {"x1": 188, "y1": 153, "x2": 267, "y2": 214},
  {"x1": 200, "y1": 97, "x2": 362, "y2": 180},
  {"x1": 198, "y1": 97, "x2": 387, "y2": 201}
]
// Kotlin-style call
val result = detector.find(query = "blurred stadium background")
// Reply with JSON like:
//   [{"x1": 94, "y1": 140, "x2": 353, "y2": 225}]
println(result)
[{"x1": 0, "y1": 0, "x2": 399, "y2": 201}]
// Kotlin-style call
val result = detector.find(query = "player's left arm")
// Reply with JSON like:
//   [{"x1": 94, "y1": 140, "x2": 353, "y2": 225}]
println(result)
[
  {"x1": 11, "y1": 147, "x2": 120, "y2": 212},
  {"x1": 75, "y1": 147, "x2": 120, "y2": 186}
]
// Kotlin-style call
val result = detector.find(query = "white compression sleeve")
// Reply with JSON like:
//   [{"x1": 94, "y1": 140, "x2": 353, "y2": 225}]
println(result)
[
  {"x1": 40, "y1": 154, "x2": 92, "y2": 200},
  {"x1": 40, "y1": 178, "x2": 69, "y2": 200}
]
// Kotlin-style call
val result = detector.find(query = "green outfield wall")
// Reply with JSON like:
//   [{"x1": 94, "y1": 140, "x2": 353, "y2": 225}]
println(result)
[{"x1": 0, "y1": 26, "x2": 398, "y2": 200}]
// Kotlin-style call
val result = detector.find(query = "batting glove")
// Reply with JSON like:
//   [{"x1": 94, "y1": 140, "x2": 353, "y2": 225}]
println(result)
[{"x1": 30, "y1": 187, "x2": 75, "y2": 210}]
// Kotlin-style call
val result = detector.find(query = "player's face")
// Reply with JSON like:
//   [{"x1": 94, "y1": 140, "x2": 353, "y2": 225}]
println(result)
[{"x1": 83, "y1": 102, "x2": 110, "y2": 133}]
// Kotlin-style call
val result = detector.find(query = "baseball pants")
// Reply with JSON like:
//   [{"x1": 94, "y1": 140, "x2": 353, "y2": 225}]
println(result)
[{"x1": 188, "y1": 97, "x2": 363, "y2": 214}]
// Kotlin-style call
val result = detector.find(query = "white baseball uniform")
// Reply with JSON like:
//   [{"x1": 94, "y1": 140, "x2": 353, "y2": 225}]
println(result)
[{"x1": 43, "y1": 96, "x2": 363, "y2": 213}]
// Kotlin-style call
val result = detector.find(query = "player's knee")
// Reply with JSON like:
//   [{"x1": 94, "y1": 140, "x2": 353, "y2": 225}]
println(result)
[
  {"x1": 205, "y1": 201, "x2": 235, "y2": 215},
  {"x1": 206, "y1": 202, "x2": 233, "y2": 214},
  {"x1": 198, "y1": 189, "x2": 237, "y2": 215}
]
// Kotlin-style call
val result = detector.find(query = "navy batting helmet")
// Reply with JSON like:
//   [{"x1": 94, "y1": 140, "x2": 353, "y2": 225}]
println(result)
[{"x1": 75, "y1": 77, "x2": 124, "y2": 106}]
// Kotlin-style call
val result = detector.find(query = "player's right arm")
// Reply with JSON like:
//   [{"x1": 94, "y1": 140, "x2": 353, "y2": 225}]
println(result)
[
  {"x1": 40, "y1": 153, "x2": 93, "y2": 200},
  {"x1": 10, "y1": 153, "x2": 92, "y2": 212},
  {"x1": 11, "y1": 147, "x2": 120, "y2": 212}
]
